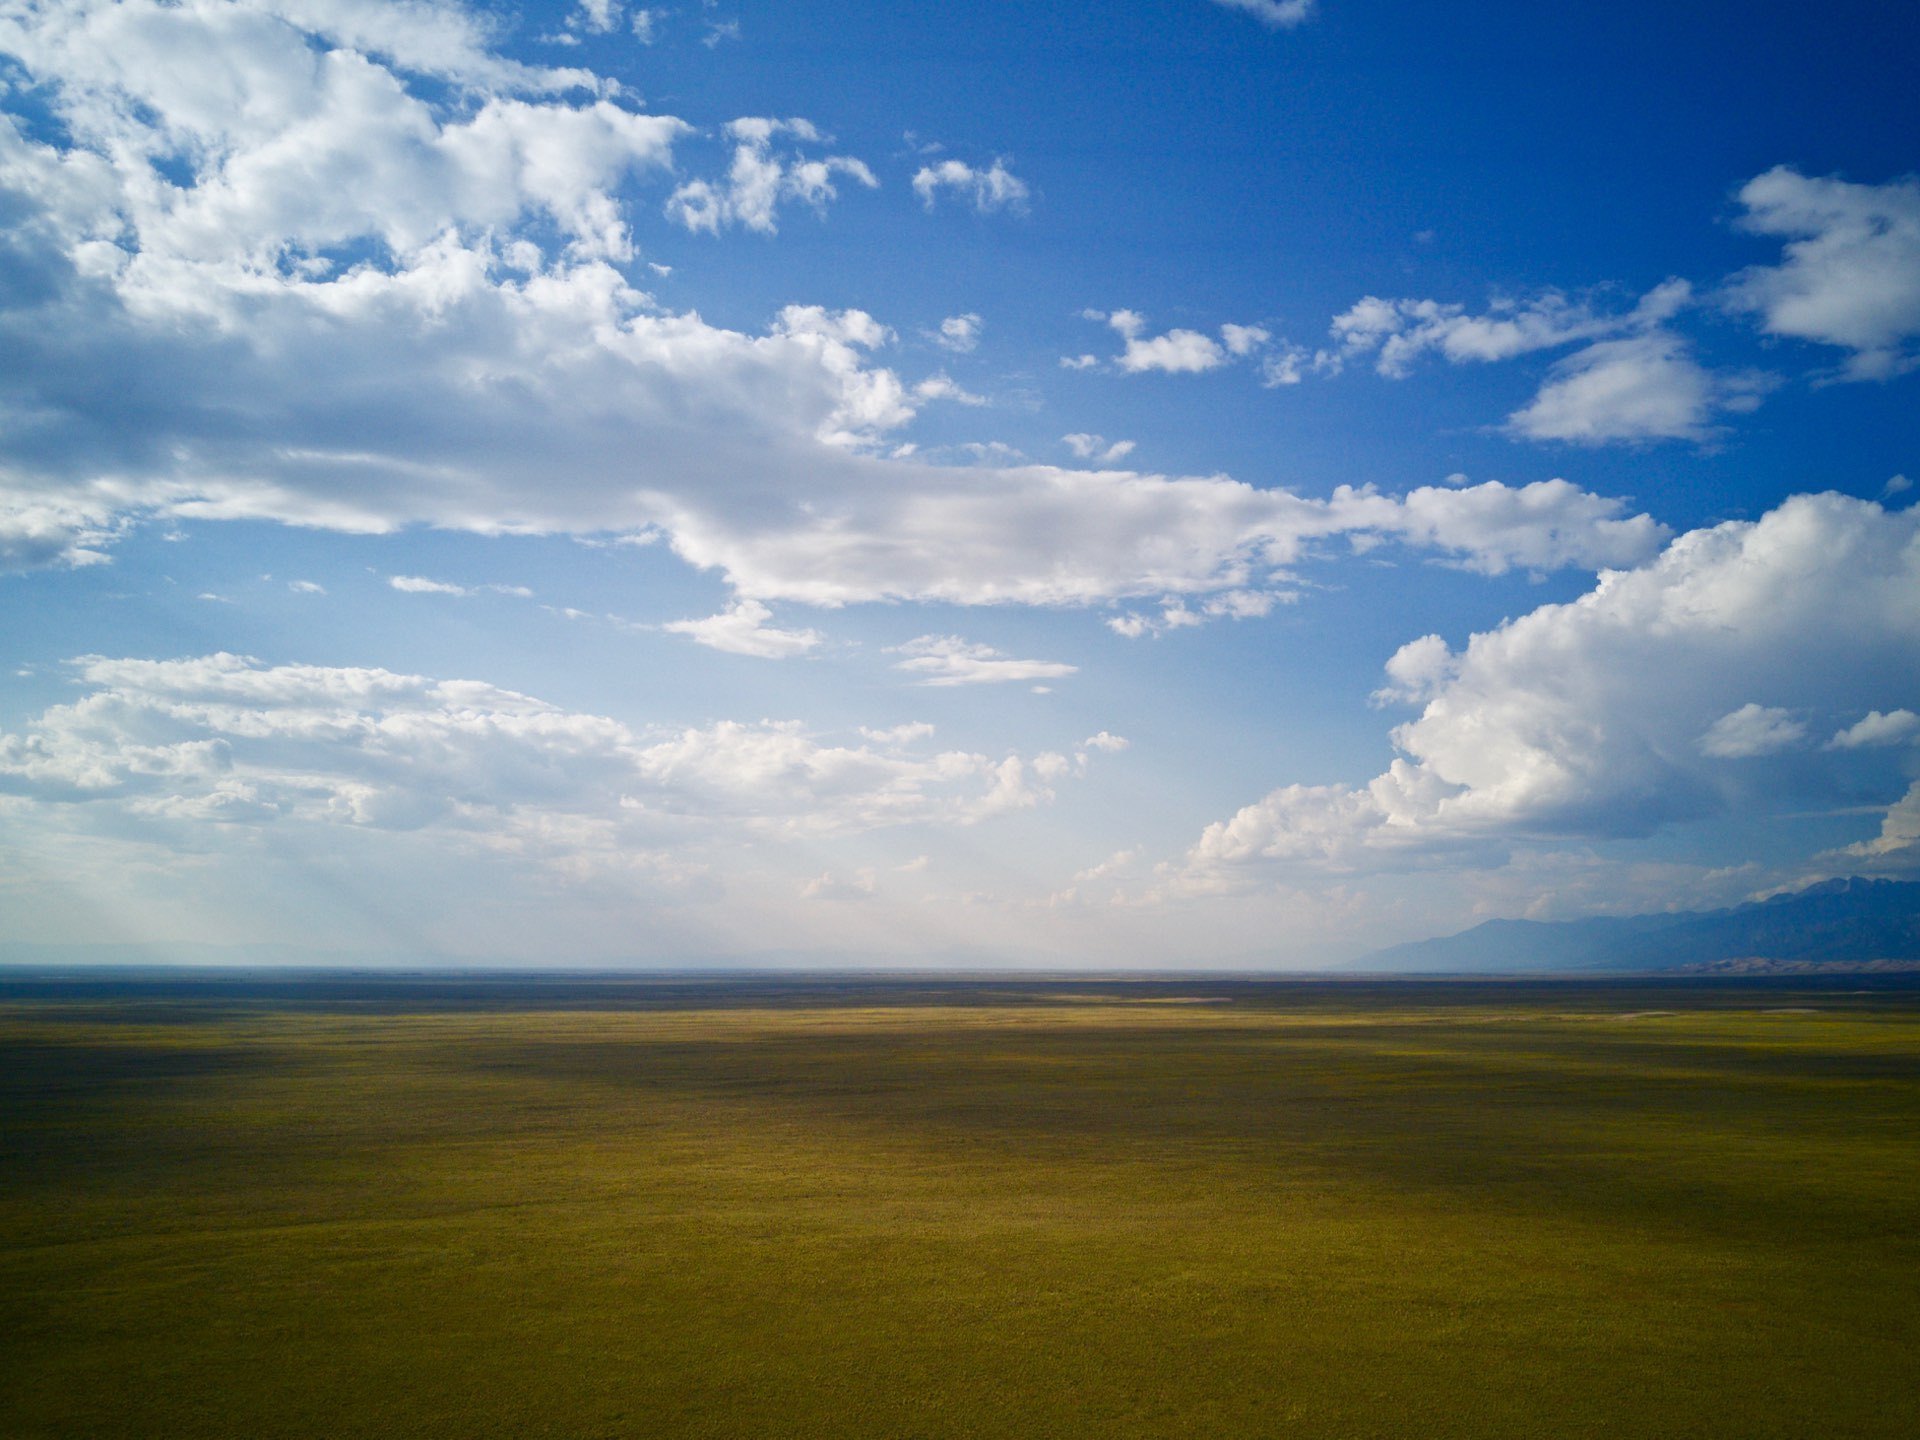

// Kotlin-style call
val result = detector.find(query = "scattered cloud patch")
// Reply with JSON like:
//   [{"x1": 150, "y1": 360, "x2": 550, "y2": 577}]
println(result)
[
  {"x1": 912, "y1": 159, "x2": 1029, "y2": 213},
  {"x1": 662, "y1": 599, "x2": 824, "y2": 658},
  {"x1": 1078, "y1": 310, "x2": 1282, "y2": 377},
  {"x1": 390, "y1": 576, "x2": 532, "y2": 598},
  {"x1": 931, "y1": 314, "x2": 983, "y2": 352},
  {"x1": 1108, "y1": 589, "x2": 1291, "y2": 637},
  {"x1": 1324, "y1": 280, "x2": 1691, "y2": 379},
  {"x1": 1210, "y1": 0, "x2": 1316, "y2": 29},
  {"x1": 890, "y1": 635, "x2": 1078, "y2": 687},
  {"x1": 860, "y1": 722, "x2": 936, "y2": 747},
  {"x1": 1829, "y1": 710, "x2": 1920, "y2": 750},
  {"x1": 912, "y1": 374, "x2": 988, "y2": 406},
  {"x1": 667, "y1": 118, "x2": 877, "y2": 234},
  {"x1": 1505, "y1": 332, "x2": 1773, "y2": 445},
  {"x1": 391, "y1": 575, "x2": 473, "y2": 595},
  {"x1": 1726, "y1": 167, "x2": 1920, "y2": 380},
  {"x1": 1062, "y1": 433, "x2": 1136, "y2": 464}
]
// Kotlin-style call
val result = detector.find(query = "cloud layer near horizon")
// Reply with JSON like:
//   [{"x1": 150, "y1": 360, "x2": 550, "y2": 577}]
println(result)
[
  {"x1": 0, "y1": 652, "x2": 1106, "y2": 845},
  {"x1": 1156, "y1": 493, "x2": 1920, "y2": 892}
]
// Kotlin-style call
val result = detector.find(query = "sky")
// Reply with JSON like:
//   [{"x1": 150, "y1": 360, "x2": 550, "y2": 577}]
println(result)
[{"x1": 0, "y1": 0, "x2": 1917, "y2": 968}]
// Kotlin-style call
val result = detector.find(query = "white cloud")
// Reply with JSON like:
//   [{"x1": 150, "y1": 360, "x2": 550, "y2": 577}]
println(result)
[
  {"x1": 911, "y1": 158, "x2": 1029, "y2": 213},
  {"x1": 1828, "y1": 709, "x2": 1920, "y2": 750},
  {"x1": 629, "y1": 7, "x2": 662, "y2": 43},
  {"x1": 1258, "y1": 345, "x2": 1309, "y2": 386},
  {"x1": 1163, "y1": 494, "x2": 1920, "y2": 888},
  {"x1": 573, "y1": 0, "x2": 621, "y2": 35},
  {"x1": 1371, "y1": 632, "x2": 1451, "y2": 706},
  {"x1": 1833, "y1": 781, "x2": 1920, "y2": 869},
  {"x1": 1392, "y1": 477, "x2": 1672, "y2": 573},
  {"x1": 1505, "y1": 331, "x2": 1772, "y2": 445},
  {"x1": 1324, "y1": 280, "x2": 1691, "y2": 379},
  {"x1": 1079, "y1": 310, "x2": 1279, "y2": 376},
  {"x1": 932, "y1": 313, "x2": 982, "y2": 352},
  {"x1": 1107, "y1": 588, "x2": 1292, "y2": 637},
  {"x1": 912, "y1": 373, "x2": 987, "y2": 406},
  {"x1": 0, "y1": 1, "x2": 1668, "y2": 614},
  {"x1": 1725, "y1": 166, "x2": 1920, "y2": 380},
  {"x1": 1211, "y1": 0, "x2": 1315, "y2": 28},
  {"x1": 890, "y1": 635, "x2": 1078, "y2": 687},
  {"x1": 0, "y1": 493, "x2": 124, "y2": 570},
  {"x1": 390, "y1": 575, "x2": 471, "y2": 595},
  {"x1": 0, "y1": 653, "x2": 1101, "y2": 843},
  {"x1": 1220, "y1": 323, "x2": 1271, "y2": 356},
  {"x1": 1062, "y1": 433, "x2": 1136, "y2": 464},
  {"x1": 666, "y1": 117, "x2": 877, "y2": 234},
  {"x1": 859, "y1": 721, "x2": 935, "y2": 747},
  {"x1": 288, "y1": 579, "x2": 325, "y2": 594},
  {"x1": 1698, "y1": 703, "x2": 1806, "y2": 759},
  {"x1": 662, "y1": 599, "x2": 824, "y2": 658}
]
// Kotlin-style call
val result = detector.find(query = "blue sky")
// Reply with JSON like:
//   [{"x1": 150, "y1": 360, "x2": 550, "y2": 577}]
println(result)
[{"x1": 0, "y1": 0, "x2": 1916, "y2": 966}]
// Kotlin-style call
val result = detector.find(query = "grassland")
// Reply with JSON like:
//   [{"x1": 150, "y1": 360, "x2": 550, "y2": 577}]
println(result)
[{"x1": 3, "y1": 974, "x2": 1918, "y2": 1438}]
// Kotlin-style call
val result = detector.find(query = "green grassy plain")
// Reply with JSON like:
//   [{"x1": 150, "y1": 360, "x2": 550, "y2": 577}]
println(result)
[{"x1": 3, "y1": 975, "x2": 1918, "y2": 1438}]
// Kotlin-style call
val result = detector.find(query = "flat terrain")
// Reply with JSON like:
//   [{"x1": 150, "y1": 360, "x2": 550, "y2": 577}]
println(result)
[{"x1": 2, "y1": 974, "x2": 1918, "y2": 1438}]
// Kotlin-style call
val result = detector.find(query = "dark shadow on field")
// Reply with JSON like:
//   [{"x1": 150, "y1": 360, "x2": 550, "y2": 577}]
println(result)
[
  {"x1": 407, "y1": 987, "x2": 1920, "y2": 1244},
  {"x1": 5, "y1": 976, "x2": 1920, "y2": 1247}
]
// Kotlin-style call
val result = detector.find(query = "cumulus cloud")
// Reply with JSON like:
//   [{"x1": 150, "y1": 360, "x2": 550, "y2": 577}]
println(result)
[
  {"x1": 1211, "y1": 0, "x2": 1315, "y2": 28},
  {"x1": 666, "y1": 117, "x2": 877, "y2": 234},
  {"x1": 931, "y1": 313, "x2": 982, "y2": 352},
  {"x1": 1085, "y1": 309, "x2": 1276, "y2": 376},
  {"x1": 911, "y1": 158, "x2": 1029, "y2": 213},
  {"x1": 1062, "y1": 433, "x2": 1136, "y2": 464},
  {"x1": 1319, "y1": 280, "x2": 1771, "y2": 445},
  {"x1": 662, "y1": 598, "x2": 824, "y2": 658},
  {"x1": 1163, "y1": 494, "x2": 1920, "y2": 888},
  {"x1": 859, "y1": 721, "x2": 936, "y2": 747},
  {"x1": 1391, "y1": 478, "x2": 1672, "y2": 574},
  {"x1": 1505, "y1": 331, "x2": 1772, "y2": 445},
  {"x1": 1108, "y1": 589, "x2": 1291, "y2": 637},
  {"x1": 889, "y1": 635, "x2": 1079, "y2": 687},
  {"x1": 1833, "y1": 781, "x2": 1920, "y2": 870},
  {"x1": 568, "y1": 0, "x2": 622, "y2": 36},
  {"x1": 0, "y1": 653, "x2": 1102, "y2": 842},
  {"x1": 1828, "y1": 709, "x2": 1920, "y2": 750},
  {"x1": 1324, "y1": 280, "x2": 1691, "y2": 379},
  {"x1": 911, "y1": 373, "x2": 987, "y2": 406},
  {"x1": 1726, "y1": 166, "x2": 1920, "y2": 380},
  {"x1": 1698, "y1": 703, "x2": 1807, "y2": 759},
  {"x1": 0, "y1": 0, "x2": 1669, "y2": 615}
]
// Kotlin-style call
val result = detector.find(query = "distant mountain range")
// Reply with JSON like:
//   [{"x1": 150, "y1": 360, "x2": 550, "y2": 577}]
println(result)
[{"x1": 1359, "y1": 877, "x2": 1920, "y2": 974}]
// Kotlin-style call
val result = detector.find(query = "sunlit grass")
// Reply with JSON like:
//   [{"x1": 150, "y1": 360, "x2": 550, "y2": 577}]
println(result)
[{"x1": 3, "y1": 978, "x2": 1917, "y2": 1438}]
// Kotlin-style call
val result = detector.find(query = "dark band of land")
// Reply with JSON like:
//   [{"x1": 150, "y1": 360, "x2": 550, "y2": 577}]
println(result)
[{"x1": 4, "y1": 973, "x2": 1918, "y2": 1438}]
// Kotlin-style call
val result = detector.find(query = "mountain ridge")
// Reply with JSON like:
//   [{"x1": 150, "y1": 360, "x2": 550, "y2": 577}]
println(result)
[{"x1": 1359, "y1": 876, "x2": 1920, "y2": 974}]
